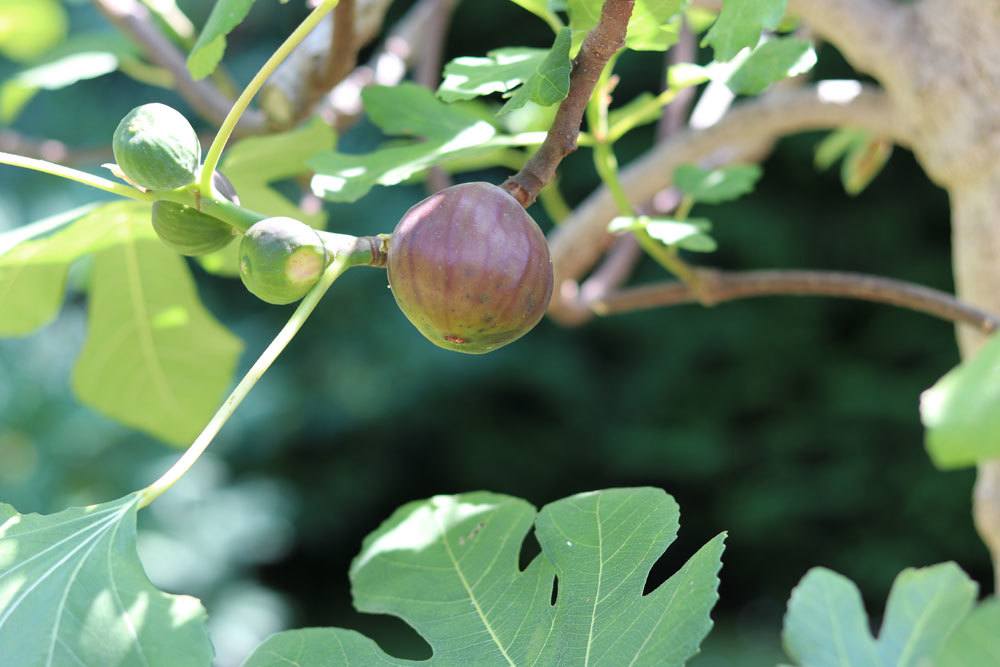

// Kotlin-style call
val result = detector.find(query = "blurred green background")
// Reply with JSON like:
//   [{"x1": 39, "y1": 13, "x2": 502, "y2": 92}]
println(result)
[{"x1": 0, "y1": 1, "x2": 989, "y2": 665}]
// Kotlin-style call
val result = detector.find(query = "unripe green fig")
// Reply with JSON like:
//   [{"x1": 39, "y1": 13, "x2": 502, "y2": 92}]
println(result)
[
  {"x1": 152, "y1": 201, "x2": 236, "y2": 256},
  {"x1": 113, "y1": 103, "x2": 200, "y2": 191},
  {"x1": 387, "y1": 182, "x2": 553, "y2": 354},
  {"x1": 239, "y1": 217, "x2": 328, "y2": 305}
]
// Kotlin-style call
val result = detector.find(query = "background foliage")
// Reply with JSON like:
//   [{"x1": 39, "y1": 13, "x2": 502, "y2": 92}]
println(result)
[{"x1": 0, "y1": 0, "x2": 988, "y2": 664}]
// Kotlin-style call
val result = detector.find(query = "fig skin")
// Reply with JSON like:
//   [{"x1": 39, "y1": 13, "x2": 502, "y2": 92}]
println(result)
[
  {"x1": 239, "y1": 217, "x2": 328, "y2": 305},
  {"x1": 152, "y1": 201, "x2": 236, "y2": 256},
  {"x1": 112, "y1": 103, "x2": 201, "y2": 191},
  {"x1": 387, "y1": 182, "x2": 553, "y2": 354}
]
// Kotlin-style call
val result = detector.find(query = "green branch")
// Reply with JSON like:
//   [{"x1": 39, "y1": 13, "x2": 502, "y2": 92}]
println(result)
[
  {"x1": 138, "y1": 252, "x2": 356, "y2": 509},
  {"x1": 0, "y1": 152, "x2": 153, "y2": 202}
]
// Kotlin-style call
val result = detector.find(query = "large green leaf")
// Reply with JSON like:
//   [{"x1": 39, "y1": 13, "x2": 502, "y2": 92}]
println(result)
[
  {"x1": 702, "y1": 0, "x2": 787, "y2": 62},
  {"x1": 921, "y1": 333, "x2": 1000, "y2": 468},
  {"x1": 935, "y1": 599, "x2": 1000, "y2": 667},
  {"x1": 0, "y1": 204, "x2": 100, "y2": 337},
  {"x1": 0, "y1": 493, "x2": 213, "y2": 666},
  {"x1": 201, "y1": 118, "x2": 336, "y2": 276},
  {"x1": 187, "y1": 0, "x2": 256, "y2": 80},
  {"x1": 71, "y1": 202, "x2": 243, "y2": 446},
  {"x1": 310, "y1": 84, "x2": 498, "y2": 202},
  {"x1": 567, "y1": 0, "x2": 686, "y2": 52},
  {"x1": 245, "y1": 488, "x2": 725, "y2": 665},
  {"x1": 783, "y1": 563, "x2": 978, "y2": 667},
  {"x1": 0, "y1": 0, "x2": 68, "y2": 62}
]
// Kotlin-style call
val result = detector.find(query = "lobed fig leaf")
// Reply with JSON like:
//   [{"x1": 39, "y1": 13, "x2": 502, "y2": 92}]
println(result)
[
  {"x1": 239, "y1": 217, "x2": 328, "y2": 305},
  {"x1": 112, "y1": 103, "x2": 200, "y2": 191},
  {"x1": 387, "y1": 182, "x2": 553, "y2": 354}
]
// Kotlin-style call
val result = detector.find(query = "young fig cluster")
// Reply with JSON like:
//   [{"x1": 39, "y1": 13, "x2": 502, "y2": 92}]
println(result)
[
  {"x1": 113, "y1": 103, "x2": 552, "y2": 352},
  {"x1": 386, "y1": 182, "x2": 553, "y2": 354}
]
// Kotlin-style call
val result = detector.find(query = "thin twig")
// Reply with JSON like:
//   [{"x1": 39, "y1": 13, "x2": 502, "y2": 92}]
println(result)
[
  {"x1": 502, "y1": 0, "x2": 635, "y2": 207},
  {"x1": 547, "y1": 83, "x2": 904, "y2": 298},
  {"x1": 592, "y1": 268, "x2": 1000, "y2": 334},
  {"x1": 91, "y1": 0, "x2": 266, "y2": 132}
]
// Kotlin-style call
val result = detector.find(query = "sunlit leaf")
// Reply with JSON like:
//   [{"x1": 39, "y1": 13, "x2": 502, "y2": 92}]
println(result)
[
  {"x1": 0, "y1": 0, "x2": 68, "y2": 62},
  {"x1": 0, "y1": 493, "x2": 213, "y2": 666},
  {"x1": 310, "y1": 84, "x2": 498, "y2": 202},
  {"x1": 498, "y1": 28, "x2": 572, "y2": 115},
  {"x1": 246, "y1": 488, "x2": 725, "y2": 666},
  {"x1": 783, "y1": 563, "x2": 978, "y2": 667},
  {"x1": 674, "y1": 164, "x2": 762, "y2": 204},
  {"x1": 610, "y1": 215, "x2": 716, "y2": 252},
  {"x1": 726, "y1": 37, "x2": 816, "y2": 95},
  {"x1": 71, "y1": 202, "x2": 243, "y2": 446},
  {"x1": 0, "y1": 204, "x2": 100, "y2": 337},
  {"x1": 187, "y1": 0, "x2": 256, "y2": 80},
  {"x1": 0, "y1": 33, "x2": 138, "y2": 123},
  {"x1": 702, "y1": 0, "x2": 787, "y2": 62},
  {"x1": 438, "y1": 48, "x2": 549, "y2": 103},
  {"x1": 922, "y1": 334, "x2": 1000, "y2": 468}
]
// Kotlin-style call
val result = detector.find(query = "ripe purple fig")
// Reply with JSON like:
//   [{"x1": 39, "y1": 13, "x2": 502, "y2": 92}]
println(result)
[{"x1": 387, "y1": 182, "x2": 553, "y2": 354}]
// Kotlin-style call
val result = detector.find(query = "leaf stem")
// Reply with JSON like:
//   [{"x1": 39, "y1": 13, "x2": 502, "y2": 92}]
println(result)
[
  {"x1": 138, "y1": 253, "x2": 353, "y2": 509},
  {"x1": 0, "y1": 152, "x2": 153, "y2": 202},
  {"x1": 199, "y1": 0, "x2": 340, "y2": 194}
]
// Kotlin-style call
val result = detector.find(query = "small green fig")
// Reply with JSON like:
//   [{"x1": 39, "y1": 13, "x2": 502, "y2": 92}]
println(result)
[
  {"x1": 239, "y1": 217, "x2": 328, "y2": 305},
  {"x1": 113, "y1": 103, "x2": 200, "y2": 191},
  {"x1": 387, "y1": 182, "x2": 553, "y2": 354},
  {"x1": 151, "y1": 201, "x2": 236, "y2": 256}
]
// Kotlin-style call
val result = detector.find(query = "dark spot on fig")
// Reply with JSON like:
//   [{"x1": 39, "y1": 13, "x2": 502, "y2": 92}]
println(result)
[{"x1": 444, "y1": 335, "x2": 467, "y2": 344}]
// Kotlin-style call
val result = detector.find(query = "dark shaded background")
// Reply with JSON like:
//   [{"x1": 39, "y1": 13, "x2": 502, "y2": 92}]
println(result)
[{"x1": 0, "y1": 1, "x2": 988, "y2": 664}]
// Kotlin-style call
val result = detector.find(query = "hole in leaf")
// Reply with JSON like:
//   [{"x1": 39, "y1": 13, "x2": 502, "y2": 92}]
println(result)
[
  {"x1": 518, "y1": 528, "x2": 541, "y2": 572},
  {"x1": 550, "y1": 575, "x2": 559, "y2": 606}
]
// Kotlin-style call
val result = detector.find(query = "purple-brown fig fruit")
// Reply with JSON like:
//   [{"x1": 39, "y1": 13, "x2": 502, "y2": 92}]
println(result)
[{"x1": 387, "y1": 182, "x2": 553, "y2": 354}]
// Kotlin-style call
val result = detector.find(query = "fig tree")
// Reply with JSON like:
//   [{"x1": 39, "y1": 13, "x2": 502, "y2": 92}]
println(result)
[
  {"x1": 387, "y1": 182, "x2": 553, "y2": 354},
  {"x1": 112, "y1": 103, "x2": 200, "y2": 191},
  {"x1": 239, "y1": 217, "x2": 328, "y2": 305}
]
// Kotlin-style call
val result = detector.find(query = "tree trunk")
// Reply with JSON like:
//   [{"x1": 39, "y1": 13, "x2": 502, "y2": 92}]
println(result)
[{"x1": 951, "y1": 176, "x2": 1000, "y2": 594}]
